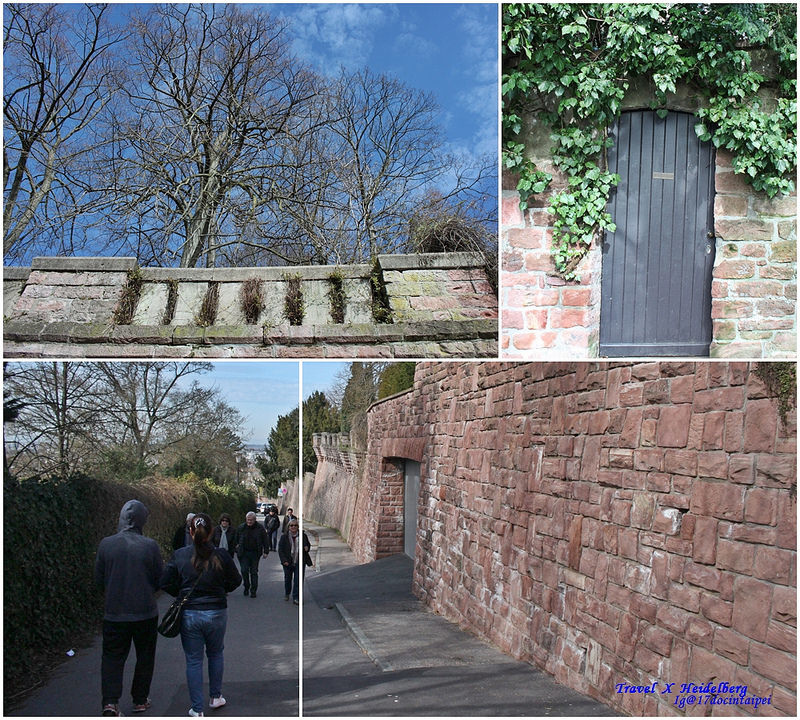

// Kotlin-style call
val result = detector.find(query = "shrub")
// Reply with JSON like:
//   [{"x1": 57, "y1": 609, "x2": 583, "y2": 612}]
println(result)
[{"x1": 3, "y1": 472, "x2": 255, "y2": 703}]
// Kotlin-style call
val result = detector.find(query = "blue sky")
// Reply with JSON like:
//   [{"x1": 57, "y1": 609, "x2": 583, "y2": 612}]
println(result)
[
  {"x1": 106, "y1": 3, "x2": 497, "y2": 173},
  {"x1": 274, "y1": 3, "x2": 499, "y2": 160},
  {"x1": 203, "y1": 362, "x2": 300, "y2": 444},
  {"x1": 301, "y1": 361, "x2": 350, "y2": 401}
]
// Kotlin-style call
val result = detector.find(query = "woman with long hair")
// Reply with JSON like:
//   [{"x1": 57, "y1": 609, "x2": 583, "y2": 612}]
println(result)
[{"x1": 161, "y1": 513, "x2": 242, "y2": 716}]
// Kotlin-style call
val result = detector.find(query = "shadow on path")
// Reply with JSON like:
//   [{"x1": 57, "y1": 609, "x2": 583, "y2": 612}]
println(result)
[
  {"x1": 302, "y1": 522, "x2": 612, "y2": 717},
  {"x1": 9, "y1": 552, "x2": 298, "y2": 717}
]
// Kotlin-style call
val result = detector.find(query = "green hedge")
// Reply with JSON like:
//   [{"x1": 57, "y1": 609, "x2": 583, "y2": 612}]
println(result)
[{"x1": 3, "y1": 472, "x2": 254, "y2": 695}]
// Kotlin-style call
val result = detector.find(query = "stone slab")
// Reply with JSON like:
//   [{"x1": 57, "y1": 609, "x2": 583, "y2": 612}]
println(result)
[
  {"x1": 30, "y1": 256, "x2": 136, "y2": 272},
  {"x1": 377, "y1": 252, "x2": 485, "y2": 271}
]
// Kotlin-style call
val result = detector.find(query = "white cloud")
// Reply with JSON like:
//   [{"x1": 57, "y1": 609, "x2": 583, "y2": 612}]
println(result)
[
  {"x1": 285, "y1": 4, "x2": 397, "y2": 72},
  {"x1": 393, "y1": 31, "x2": 437, "y2": 60}
]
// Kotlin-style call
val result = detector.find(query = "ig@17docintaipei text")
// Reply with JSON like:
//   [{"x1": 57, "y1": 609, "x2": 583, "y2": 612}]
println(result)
[{"x1": 615, "y1": 682, "x2": 772, "y2": 710}]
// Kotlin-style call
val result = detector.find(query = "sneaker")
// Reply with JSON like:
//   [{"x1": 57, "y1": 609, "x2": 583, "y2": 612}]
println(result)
[
  {"x1": 132, "y1": 699, "x2": 151, "y2": 713},
  {"x1": 209, "y1": 697, "x2": 226, "y2": 710},
  {"x1": 293, "y1": 599, "x2": 299, "y2": 605},
  {"x1": 284, "y1": 595, "x2": 289, "y2": 601},
  {"x1": 102, "y1": 704, "x2": 123, "y2": 717},
  {"x1": 243, "y1": 589, "x2": 249, "y2": 597},
  {"x1": 250, "y1": 592, "x2": 257, "y2": 598},
  {"x1": 188, "y1": 710, "x2": 204, "y2": 717}
]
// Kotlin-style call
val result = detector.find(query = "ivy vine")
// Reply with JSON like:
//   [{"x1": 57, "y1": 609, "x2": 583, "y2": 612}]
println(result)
[{"x1": 503, "y1": 4, "x2": 797, "y2": 279}]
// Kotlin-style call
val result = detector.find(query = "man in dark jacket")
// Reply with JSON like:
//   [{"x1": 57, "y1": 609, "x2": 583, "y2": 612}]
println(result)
[
  {"x1": 281, "y1": 507, "x2": 296, "y2": 534},
  {"x1": 265, "y1": 508, "x2": 280, "y2": 551},
  {"x1": 95, "y1": 500, "x2": 164, "y2": 717},
  {"x1": 235, "y1": 512, "x2": 268, "y2": 598}
]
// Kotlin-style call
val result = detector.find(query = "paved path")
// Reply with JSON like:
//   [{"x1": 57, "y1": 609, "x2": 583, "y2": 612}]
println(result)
[
  {"x1": 302, "y1": 522, "x2": 613, "y2": 717},
  {"x1": 9, "y1": 551, "x2": 298, "y2": 717}
]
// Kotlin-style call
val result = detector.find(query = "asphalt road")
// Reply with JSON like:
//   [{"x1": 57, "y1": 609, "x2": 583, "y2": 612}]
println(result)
[
  {"x1": 302, "y1": 522, "x2": 613, "y2": 717},
  {"x1": 9, "y1": 549, "x2": 298, "y2": 717}
]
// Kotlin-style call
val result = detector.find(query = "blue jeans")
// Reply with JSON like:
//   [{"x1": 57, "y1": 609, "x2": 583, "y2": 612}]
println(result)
[{"x1": 180, "y1": 609, "x2": 227, "y2": 714}]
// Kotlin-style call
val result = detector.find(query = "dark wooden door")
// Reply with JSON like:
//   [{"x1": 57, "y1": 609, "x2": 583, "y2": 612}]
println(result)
[{"x1": 600, "y1": 110, "x2": 715, "y2": 357}]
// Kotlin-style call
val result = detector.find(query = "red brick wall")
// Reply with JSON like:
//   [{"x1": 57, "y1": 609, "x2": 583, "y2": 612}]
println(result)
[{"x1": 359, "y1": 362, "x2": 797, "y2": 715}]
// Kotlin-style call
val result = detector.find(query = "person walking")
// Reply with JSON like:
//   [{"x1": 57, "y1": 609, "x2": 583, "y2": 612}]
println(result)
[
  {"x1": 172, "y1": 513, "x2": 196, "y2": 551},
  {"x1": 160, "y1": 513, "x2": 242, "y2": 717},
  {"x1": 281, "y1": 508, "x2": 296, "y2": 534},
  {"x1": 278, "y1": 518, "x2": 302, "y2": 605},
  {"x1": 94, "y1": 499, "x2": 164, "y2": 717},
  {"x1": 211, "y1": 514, "x2": 235, "y2": 558},
  {"x1": 234, "y1": 511, "x2": 268, "y2": 598},
  {"x1": 265, "y1": 507, "x2": 280, "y2": 551}
]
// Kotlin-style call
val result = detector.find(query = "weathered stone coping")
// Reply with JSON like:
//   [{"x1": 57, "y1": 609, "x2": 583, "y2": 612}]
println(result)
[{"x1": 3, "y1": 252, "x2": 498, "y2": 357}]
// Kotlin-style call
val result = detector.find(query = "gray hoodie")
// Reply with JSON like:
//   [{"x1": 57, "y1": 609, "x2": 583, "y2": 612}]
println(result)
[{"x1": 94, "y1": 500, "x2": 164, "y2": 622}]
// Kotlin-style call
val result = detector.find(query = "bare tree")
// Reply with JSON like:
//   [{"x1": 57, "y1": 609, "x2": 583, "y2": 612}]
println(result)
[
  {"x1": 3, "y1": 3, "x2": 122, "y2": 261},
  {"x1": 4, "y1": 362, "x2": 107, "y2": 476},
  {"x1": 312, "y1": 68, "x2": 497, "y2": 264},
  {"x1": 103, "y1": 4, "x2": 319, "y2": 268},
  {"x1": 94, "y1": 362, "x2": 215, "y2": 467}
]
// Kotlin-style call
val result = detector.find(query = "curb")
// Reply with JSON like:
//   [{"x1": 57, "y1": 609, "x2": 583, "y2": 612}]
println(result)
[{"x1": 334, "y1": 602, "x2": 395, "y2": 673}]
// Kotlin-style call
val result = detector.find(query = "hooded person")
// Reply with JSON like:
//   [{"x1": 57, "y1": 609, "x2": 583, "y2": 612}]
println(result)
[{"x1": 94, "y1": 500, "x2": 164, "y2": 717}]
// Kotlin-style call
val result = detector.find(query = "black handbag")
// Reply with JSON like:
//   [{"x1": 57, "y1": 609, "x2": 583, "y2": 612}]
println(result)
[{"x1": 158, "y1": 574, "x2": 202, "y2": 638}]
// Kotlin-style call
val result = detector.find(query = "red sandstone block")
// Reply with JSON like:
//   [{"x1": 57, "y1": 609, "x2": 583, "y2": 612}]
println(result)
[
  {"x1": 619, "y1": 408, "x2": 643, "y2": 448},
  {"x1": 766, "y1": 620, "x2": 797, "y2": 654},
  {"x1": 663, "y1": 449, "x2": 698, "y2": 477},
  {"x1": 524, "y1": 250, "x2": 556, "y2": 272},
  {"x1": 689, "y1": 646, "x2": 738, "y2": 689},
  {"x1": 729, "y1": 523, "x2": 779, "y2": 546},
  {"x1": 753, "y1": 546, "x2": 793, "y2": 585},
  {"x1": 732, "y1": 577, "x2": 772, "y2": 641},
  {"x1": 633, "y1": 643, "x2": 663, "y2": 674},
  {"x1": 561, "y1": 287, "x2": 592, "y2": 306},
  {"x1": 670, "y1": 584, "x2": 701, "y2": 613},
  {"x1": 656, "y1": 405, "x2": 693, "y2": 448},
  {"x1": 701, "y1": 411, "x2": 726, "y2": 450},
  {"x1": 643, "y1": 624, "x2": 674, "y2": 656},
  {"x1": 711, "y1": 279, "x2": 729, "y2": 298},
  {"x1": 729, "y1": 454, "x2": 755, "y2": 484},
  {"x1": 700, "y1": 594, "x2": 733, "y2": 626},
  {"x1": 657, "y1": 604, "x2": 691, "y2": 634},
  {"x1": 717, "y1": 538, "x2": 755, "y2": 574},
  {"x1": 690, "y1": 480, "x2": 744, "y2": 520},
  {"x1": 523, "y1": 308, "x2": 549, "y2": 330},
  {"x1": 697, "y1": 450, "x2": 730, "y2": 481},
  {"x1": 502, "y1": 194, "x2": 524, "y2": 226},
  {"x1": 694, "y1": 386, "x2": 746, "y2": 412},
  {"x1": 744, "y1": 488, "x2": 778, "y2": 524},
  {"x1": 724, "y1": 412, "x2": 745, "y2": 453},
  {"x1": 506, "y1": 227, "x2": 545, "y2": 249},
  {"x1": 750, "y1": 642, "x2": 796, "y2": 690},
  {"x1": 713, "y1": 626, "x2": 750, "y2": 665},
  {"x1": 714, "y1": 194, "x2": 749, "y2": 217},
  {"x1": 686, "y1": 618, "x2": 715, "y2": 650},
  {"x1": 770, "y1": 687, "x2": 798, "y2": 716},
  {"x1": 684, "y1": 562, "x2": 725, "y2": 592},
  {"x1": 503, "y1": 309, "x2": 525, "y2": 329},
  {"x1": 620, "y1": 384, "x2": 645, "y2": 407},
  {"x1": 755, "y1": 454, "x2": 796, "y2": 489},
  {"x1": 743, "y1": 399, "x2": 778, "y2": 453}
]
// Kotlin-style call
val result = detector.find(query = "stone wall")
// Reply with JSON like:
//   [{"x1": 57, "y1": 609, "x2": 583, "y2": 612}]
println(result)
[
  {"x1": 502, "y1": 82, "x2": 797, "y2": 359},
  {"x1": 711, "y1": 155, "x2": 797, "y2": 358},
  {"x1": 304, "y1": 432, "x2": 364, "y2": 544},
  {"x1": 347, "y1": 361, "x2": 797, "y2": 716},
  {"x1": 3, "y1": 253, "x2": 497, "y2": 358}
]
